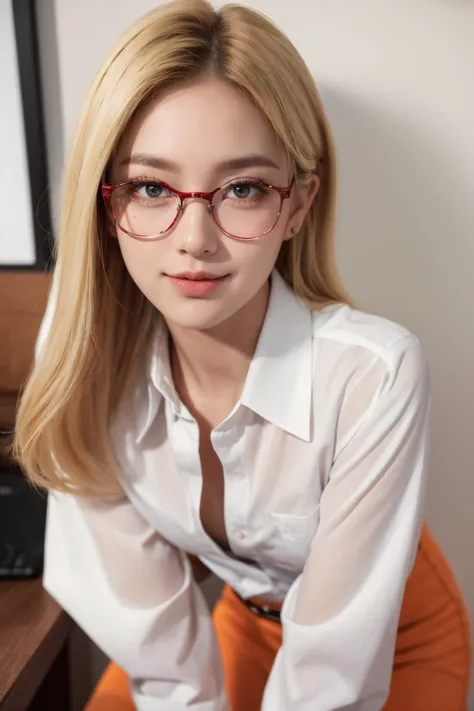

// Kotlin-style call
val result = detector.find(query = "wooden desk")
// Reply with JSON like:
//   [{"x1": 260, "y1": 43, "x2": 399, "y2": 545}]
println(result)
[
  {"x1": 0, "y1": 271, "x2": 66, "y2": 709},
  {"x1": 0, "y1": 578, "x2": 72, "y2": 711}
]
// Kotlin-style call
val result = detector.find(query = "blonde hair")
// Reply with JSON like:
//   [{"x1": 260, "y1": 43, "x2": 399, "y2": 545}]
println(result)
[{"x1": 14, "y1": 0, "x2": 351, "y2": 498}]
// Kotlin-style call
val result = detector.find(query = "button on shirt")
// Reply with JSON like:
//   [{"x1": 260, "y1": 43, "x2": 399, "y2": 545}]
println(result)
[{"x1": 43, "y1": 270, "x2": 430, "y2": 711}]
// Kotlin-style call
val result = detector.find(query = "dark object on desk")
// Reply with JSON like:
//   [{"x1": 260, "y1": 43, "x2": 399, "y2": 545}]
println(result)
[
  {"x1": 0, "y1": 469, "x2": 46, "y2": 579},
  {"x1": 0, "y1": 578, "x2": 72, "y2": 711}
]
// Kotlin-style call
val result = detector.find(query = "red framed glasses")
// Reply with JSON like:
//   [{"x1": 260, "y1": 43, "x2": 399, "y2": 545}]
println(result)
[{"x1": 101, "y1": 175, "x2": 295, "y2": 241}]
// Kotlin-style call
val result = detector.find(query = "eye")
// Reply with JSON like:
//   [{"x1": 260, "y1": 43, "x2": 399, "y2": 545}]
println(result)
[
  {"x1": 133, "y1": 181, "x2": 171, "y2": 199},
  {"x1": 229, "y1": 183, "x2": 257, "y2": 199},
  {"x1": 225, "y1": 180, "x2": 267, "y2": 200}
]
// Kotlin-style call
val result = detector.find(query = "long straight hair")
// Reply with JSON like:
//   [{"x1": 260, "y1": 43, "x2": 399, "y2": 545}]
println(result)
[{"x1": 14, "y1": 0, "x2": 351, "y2": 498}]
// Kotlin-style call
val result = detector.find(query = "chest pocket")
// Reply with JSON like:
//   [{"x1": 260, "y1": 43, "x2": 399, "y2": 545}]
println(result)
[{"x1": 265, "y1": 505, "x2": 320, "y2": 572}]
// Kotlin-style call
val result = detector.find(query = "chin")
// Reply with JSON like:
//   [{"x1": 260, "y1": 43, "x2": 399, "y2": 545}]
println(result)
[{"x1": 158, "y1": 300, "x2": 237, "y2": 332}]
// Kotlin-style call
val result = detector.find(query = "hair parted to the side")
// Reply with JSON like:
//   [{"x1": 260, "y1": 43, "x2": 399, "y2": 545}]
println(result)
[{"x1": 13, "y1": 0, "x2": 352, "y2": 499}]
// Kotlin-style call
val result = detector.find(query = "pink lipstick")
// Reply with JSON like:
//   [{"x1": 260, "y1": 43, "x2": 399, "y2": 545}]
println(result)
[{"x1": 165, "y1": 272, "x2": 229, "y2": 296}]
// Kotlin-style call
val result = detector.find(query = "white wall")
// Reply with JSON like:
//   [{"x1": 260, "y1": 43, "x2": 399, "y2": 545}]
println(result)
[
  {"x1": 36, "y1": 0, "x2": 474, "y2": 705},
  {"x1": 0, "y1": 0, "x2": 36, "y2": 265}
]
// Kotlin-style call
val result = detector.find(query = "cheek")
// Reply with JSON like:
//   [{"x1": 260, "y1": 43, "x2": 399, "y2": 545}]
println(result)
[
  {"x1": 232, "y1": 229, "x2": 286, "y2": 274},
  {"x1": 224, "y1": 234, "x2": 285, "y2": 312},
  {"x1": 116, "y1": 232, "x2": 164, "y2": 288}
]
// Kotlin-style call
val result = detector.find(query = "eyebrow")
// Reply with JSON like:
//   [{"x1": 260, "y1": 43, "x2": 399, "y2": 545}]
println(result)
[{"x1": 120, "y1": 153, "x2": 281, "y2": 173}]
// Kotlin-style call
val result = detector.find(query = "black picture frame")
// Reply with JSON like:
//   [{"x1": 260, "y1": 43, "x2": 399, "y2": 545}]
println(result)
[{"x1": 1, "y1": 0, "x2": 54, "y2": 271}]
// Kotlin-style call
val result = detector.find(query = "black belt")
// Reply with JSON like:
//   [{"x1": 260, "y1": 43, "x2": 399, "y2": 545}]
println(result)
[{"x1": 232, "y1": 589, "x2": 282, "y2": 624}]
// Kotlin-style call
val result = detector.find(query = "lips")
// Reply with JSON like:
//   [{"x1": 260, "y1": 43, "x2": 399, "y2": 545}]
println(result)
[
  {"x1": 164, "y1": 272, "x2": 229, "y2": 297},
  {"x1": 169, "y1": 272, "x2": 225, "y2": 281}
]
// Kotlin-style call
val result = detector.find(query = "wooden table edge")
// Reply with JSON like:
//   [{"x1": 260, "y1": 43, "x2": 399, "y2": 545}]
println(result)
[{"x1": 0, "y1": 599, "x2": 73, "y2": 710}]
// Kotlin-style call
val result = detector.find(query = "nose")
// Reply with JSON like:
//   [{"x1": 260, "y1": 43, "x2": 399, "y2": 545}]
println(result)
[{"x1": 173, "y1": 198, "x2": 219, "y2": 257}]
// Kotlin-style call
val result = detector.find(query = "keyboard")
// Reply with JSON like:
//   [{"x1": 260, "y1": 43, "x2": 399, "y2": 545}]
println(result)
[{"x1": 0, "y1": 470, "x2": 46, "y2": 579}]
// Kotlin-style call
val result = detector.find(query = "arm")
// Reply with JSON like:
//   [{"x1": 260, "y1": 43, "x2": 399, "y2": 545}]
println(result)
[
  {"x1": 262, "y1": 335, "x2": 430, "y2": 711},
  {"x1": 44, "y1": 492, "x2": 229, "y2": 711}
]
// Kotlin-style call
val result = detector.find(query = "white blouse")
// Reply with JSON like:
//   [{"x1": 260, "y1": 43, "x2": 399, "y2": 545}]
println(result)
[{"x1": 43, "y1": 270, "x2": 430, "y2": 711}]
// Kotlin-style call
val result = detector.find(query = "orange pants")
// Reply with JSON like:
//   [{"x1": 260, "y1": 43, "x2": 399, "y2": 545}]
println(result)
[{"x1": 85, "y1": 526, "x2": 471, "y2": 710}]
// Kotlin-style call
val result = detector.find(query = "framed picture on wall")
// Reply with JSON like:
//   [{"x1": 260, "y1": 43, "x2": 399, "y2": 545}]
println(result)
[{"x1": 0, "y1": 0, "x2": 53, "y2": 270}]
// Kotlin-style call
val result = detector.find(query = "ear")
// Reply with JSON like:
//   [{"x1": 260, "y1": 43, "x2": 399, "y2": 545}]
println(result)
[{"x1": 283, "y1": 174, "x2": 320, "y2": 241}]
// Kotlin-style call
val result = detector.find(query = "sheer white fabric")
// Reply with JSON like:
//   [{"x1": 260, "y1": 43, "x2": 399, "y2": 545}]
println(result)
[
  {"x1": 43, "y1": 271, "x2": 430, "y2": 710},
  {"x1": 45, "y1": 495, "x2": 228, "y2": 709}
]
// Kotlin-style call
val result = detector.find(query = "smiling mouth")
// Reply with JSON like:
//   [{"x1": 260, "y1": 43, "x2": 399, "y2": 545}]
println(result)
[
  {"x1": 164, "y1": 272, "x2": 230, "y2": 296},
  {"x1": 168, "y1": 272, "x2": 228, "y2": 280}
]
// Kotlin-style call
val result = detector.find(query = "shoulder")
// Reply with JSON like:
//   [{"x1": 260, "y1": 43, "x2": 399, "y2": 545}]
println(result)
[{"x1": 310, "y1": 303, "x2": 429, "y2": 390}]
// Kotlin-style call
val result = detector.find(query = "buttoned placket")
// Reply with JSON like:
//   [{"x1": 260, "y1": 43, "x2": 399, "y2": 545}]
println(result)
[
  {"x1": 167, "y1": 397, "x2": 249, "y2": 552},
  {"x1": 211, "y1": 407, "x2": 251, "y2": 557}
]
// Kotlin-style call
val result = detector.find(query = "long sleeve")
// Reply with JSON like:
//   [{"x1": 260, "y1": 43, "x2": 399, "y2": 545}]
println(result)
[
  {"x1": 44, "y1": 492, "x2": 229, "y2": 710},
  {"x1": 262, "y1": 334, "x2": 430, "y2": 711}
]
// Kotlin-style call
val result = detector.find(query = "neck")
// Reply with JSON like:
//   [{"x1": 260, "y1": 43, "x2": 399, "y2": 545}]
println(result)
[{"x1": 167, "y1": 281, "x2": 270, "y2": 404}]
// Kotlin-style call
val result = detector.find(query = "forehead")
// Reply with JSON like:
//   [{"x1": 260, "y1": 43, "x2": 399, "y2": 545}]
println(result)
[{"x1": 115, "y1": 78, "x2": 288, "y2": 175}]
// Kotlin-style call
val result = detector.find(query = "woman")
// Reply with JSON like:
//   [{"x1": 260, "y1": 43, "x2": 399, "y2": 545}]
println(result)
[{"x1": 14, "y1": 1, "x2": 470, "y2": 709}]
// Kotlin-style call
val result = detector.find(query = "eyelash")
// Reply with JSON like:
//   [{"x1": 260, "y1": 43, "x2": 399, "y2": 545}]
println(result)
[{"x1": 129, "y1": 175, "x2": 269, "y2": 190}]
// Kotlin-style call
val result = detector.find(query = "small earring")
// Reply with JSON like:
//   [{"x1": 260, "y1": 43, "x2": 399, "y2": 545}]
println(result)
[{"x1": 290, "y1": 227, "x2": 295, "y2": 234}]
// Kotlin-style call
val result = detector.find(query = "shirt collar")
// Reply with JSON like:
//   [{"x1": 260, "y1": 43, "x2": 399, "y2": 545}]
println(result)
[
  {"x1": 135, "y1": 270, "x2": 313, "y2": 444},
  {"x1": 240, "y1": 271, "x2": 313, "y2": 441}
]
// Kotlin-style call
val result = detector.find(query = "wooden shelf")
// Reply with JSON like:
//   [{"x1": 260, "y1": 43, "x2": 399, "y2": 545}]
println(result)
[
  {"x1": 0, "y1": 392, "x2": 18, "y2": 432},
  {"x1": 0, "y1": 271, "x2": 51, "y2": 394}
]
